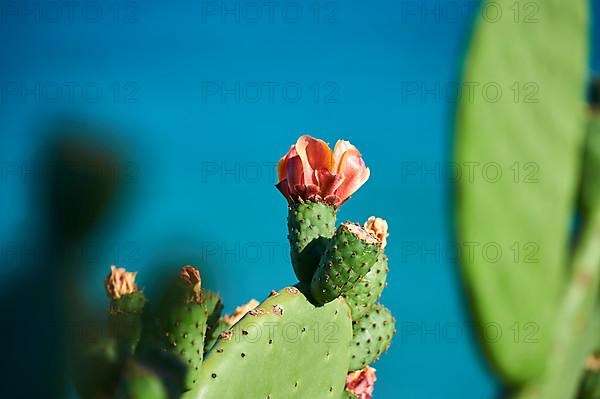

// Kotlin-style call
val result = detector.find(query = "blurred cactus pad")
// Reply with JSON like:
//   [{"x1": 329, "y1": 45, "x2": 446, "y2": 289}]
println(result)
[
  {"x1": 455, "y1": 0, "x2": 598, "y2": 398},
  {"x1": 74, "y1": 135, "x2": 395, "y2": 398}
]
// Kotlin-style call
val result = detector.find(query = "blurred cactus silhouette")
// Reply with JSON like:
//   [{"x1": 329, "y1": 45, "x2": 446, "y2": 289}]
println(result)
[{"x1": 455, "y1": 1, "x2": 598, "y2": 398}]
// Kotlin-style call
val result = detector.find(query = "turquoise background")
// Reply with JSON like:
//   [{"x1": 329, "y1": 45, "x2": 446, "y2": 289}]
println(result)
[{"x1": 0, "y1": 1, "x2": 598, "y2": 397}]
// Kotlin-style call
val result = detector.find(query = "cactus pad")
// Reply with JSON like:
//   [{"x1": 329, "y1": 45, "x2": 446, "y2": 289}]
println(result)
[
  {"x1": 187, "y1": 286, "x2": 352, "y2": 399},
  {"x1": 288, "y1": 201, "x2": 336, "y2": 282},
  {"x1": 345, "y1": 254, "x2": 388, "y2": 320},
  {"x1": 153, "y1": 266, "x2": 208, "y2": 389},
  {"x1": 349, "y1": 304, "x2": 395, "y2": 371},
  {"x1": 109, "y1": 291, "x2": 147, "y2": 355},
  {"x1": 311, "y1": 223, "x2": 381, "y2": 304}
]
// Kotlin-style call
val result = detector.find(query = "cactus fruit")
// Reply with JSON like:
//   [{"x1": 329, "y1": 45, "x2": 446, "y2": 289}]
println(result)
[
  {"x1": 287, "y1": 201, "x2": 336, "y2": 282},
  {"x1": 344, "y1": 254, "x2": 388, "y2": 320},
  {"x1": 186, "y1": 287, "x2": 353, "y2": 399},
  {"x1": 311, "y1": 223, "x2": 382, "y2": 304},
  {"x1": 105, "y1": 266, "x2": 147, "y2": 355},
  {"x1": 349, "y1": 304, "x2": 395, "y2": 371},
  {"x1": 153, "y1": 266, "x2": 208, "y2": 389}
]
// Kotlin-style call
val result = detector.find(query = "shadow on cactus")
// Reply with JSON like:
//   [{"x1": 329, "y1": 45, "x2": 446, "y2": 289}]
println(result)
[{"x1": 74, "y1": 135, "x2": 395, "y2": 399}]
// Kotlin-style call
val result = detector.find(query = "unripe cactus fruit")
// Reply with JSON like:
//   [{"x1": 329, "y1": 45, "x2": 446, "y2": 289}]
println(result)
[
  {"x1": 201, "y1": 290, "x2": 225, "y2": 355},
  {"x1": 153, "y1": 266, "x2": 208, "y2": 389},
  {"x1": 311, "y1": 223, "x2": 381, "y2": 304},
  {"x1": 287, "y1": 201, "x2": 336, "y2": 283},
  {"x1": 105, "y1": 266, "x2": 147, "y2": 355},
  {"x1": 344, "y1": 254, "x2": 388, "y2": 320},
  {"x1": 349, "y1": 304, "x2": 395, "y2": 371}
]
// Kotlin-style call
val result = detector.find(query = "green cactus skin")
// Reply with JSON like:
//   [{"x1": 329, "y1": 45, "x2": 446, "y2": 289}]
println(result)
[
  {"x1": 311, "y1": 223, "x2": 381, "y2": 305},
  {"x1": 288, "y1": 201, "x2": 336, "y2": 283},
  {"x1": 153, "y1": 268, "x2": 208, "y2": 390},
  {"x1": 578, "y1": 370, "x2": 600, "y2": 399},
  {"x1": 186, "y1": 286, "x2": 352, "y2": 399},
  {"x1": 115, "y1": 361, "x2": 168, "y2": 399},
  {"x1": 73, "y1": 337, "x2": 122, "y2": 399},
  {"x1": 203, "y1": 318, "x2": 228, "y2": 355},
  {"x1": 341, "y1": 390, "x2": 358, "y2": 399},
  {"x1": 349, "y1": 303, "x2": 395, "y2": 371},
  {"x1": 109, "y1": 291, "x2": 148, "y2": 355},
  {"x1": 345, "y1": 254, "x2": 388, "y2": 320},
  {"x1": 201, "y1": 290, "x2": 224, "y2": 354}
]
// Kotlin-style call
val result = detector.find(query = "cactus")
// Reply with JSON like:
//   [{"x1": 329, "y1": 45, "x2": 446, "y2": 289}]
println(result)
[
  {"x1": 151, "y1": 265, "x2": 208, "y2": 390},
  {"x1": 345, "y1": 218, "x2": 390, "y2": 320},
  {"x1": 105, "y1": 266, "x2": 148, "y2": 355},
  {"x1": 455, "y1": 0, "x2": 594, "y2": 396},
  {"x1": 311, "y1": 223, "x2": 381, "y2": 304},
  {"x1": 287, "y1": 201, "x2": 336, "y2": 282},
  {"x1": 344, "y1": 254, "x2": 388, "y2": 320},
  {"x1": 349, "y1": 304, "x2": 395, "y2": 371},
  {"x1": 187, "y1": 287, "x2": 352, "y2": 398},
  {"x1": 75, "y1": 135, "x2": 395, "y2": 398},
  {"x1": 115, "y1": 361, "x2": 168, "y2": 399}
]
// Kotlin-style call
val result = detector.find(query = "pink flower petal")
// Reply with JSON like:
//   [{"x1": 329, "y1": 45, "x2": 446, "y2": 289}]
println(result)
[
  {"x1": 277, "y1": 145, "x2": 297, "y2": 182},
  {"x1": 345, "y1": 367, "x2": 377, "y2": 399},
  {"x1": 335, "y1": 148, "x2": 370, "y2": 203}
]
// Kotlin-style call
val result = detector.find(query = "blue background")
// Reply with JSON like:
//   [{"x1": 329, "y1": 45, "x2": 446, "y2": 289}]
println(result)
[{"x1": 0, "y1": 1, "x2": 598, "y2": 397}]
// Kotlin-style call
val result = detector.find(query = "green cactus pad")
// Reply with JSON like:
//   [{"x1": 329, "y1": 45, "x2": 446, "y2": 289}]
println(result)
[
  {"x1": 345, "y1": 254, "x2": 388, "y2": 320},
  {"x1": 288, "y1": 201, "x2": 336, "y2": 283},
  {"x1": 341, "y1": 390, "x2": 358, "y2": 399},
  {"x1": 201, "y1": 290, "x2": 224, "y2": 353},
  {"x1": 455, "y1": 0, "x2": 589, "y2": 384},
  {"x1": 115, "y1": 361, "x2": 168, "y2": 399},
  {"x1": 73, "y1": 337, "x2": 121, "y2": 399},
  {"x1": 311, "y1": 223, "x2": 381, "y2": 305},
  {"x1": 187, "y1": 286, "x2": 353, "y2": 399},
  {"x1": 109, "y1": 291, "x2": 147, "y2": 355},
  {"x1": 153, "y1": 269, "x2": 208, "y2": 389},
  {"x1": 203, "y1": 318, "x2": 228, "y2": 355},
  {"x1": 349, "y1": 303, "x2": 395, "y2": 371}
]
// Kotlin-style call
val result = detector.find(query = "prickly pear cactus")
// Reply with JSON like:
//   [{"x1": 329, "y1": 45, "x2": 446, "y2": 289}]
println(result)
[
  {"x1": 76, "y1": 134, "x2": 395, "y2": 399},
  {"x1": 287, "y1": 201, "x2": 336, "y2": 282},
  {"x1": 349, "y1": 304, "x2": 395, "y2": 371},
  {"x1": 456, "y1": 0, "x2": 589, "y2": 385},
  {"x1": 311, "y1": 223, "x2": 381, "y2": 304},
  {"x1": 115, "y1": 361, "x2": 168, "y2": 399},
  {"x1": 152, "y1": 266, "x2": 208, "y2": 389},
  {"x1": 345, "y1": 254, "x2": 388, "y2": 320},
  {"x1": 105, "y1": 266, "x2": 147, "y2": 355},
  {"x1": 187, "y1": 287, "x2": 352, "y2": 399}
]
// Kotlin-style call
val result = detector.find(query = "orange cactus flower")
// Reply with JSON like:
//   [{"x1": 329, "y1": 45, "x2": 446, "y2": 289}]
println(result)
[{"x1": 276, "y1": 135, "x2": 370, "y2": 207}]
